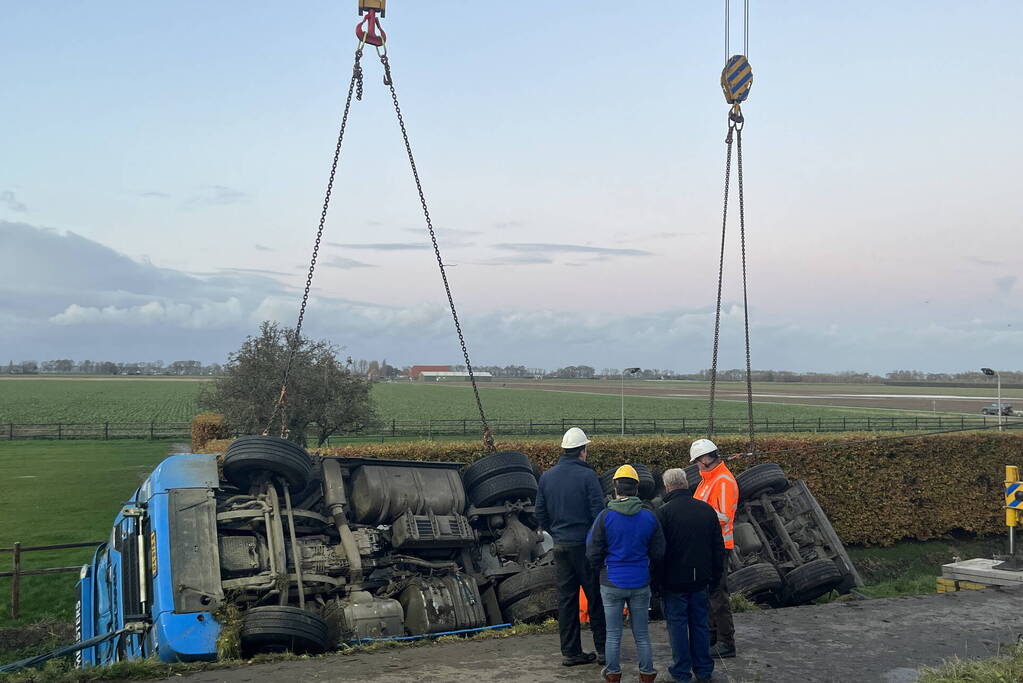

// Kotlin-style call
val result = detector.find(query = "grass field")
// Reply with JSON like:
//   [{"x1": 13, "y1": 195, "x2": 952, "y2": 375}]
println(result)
[
  {"x1": 0, "y1": 441, "x2": 174, "y2": 626},
  {"x1": 0, "y1": 378, "x2": 949, "y2": 427}
]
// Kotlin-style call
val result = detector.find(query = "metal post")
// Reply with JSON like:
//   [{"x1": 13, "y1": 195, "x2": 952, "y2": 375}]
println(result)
[
  {"x1": 998, "y1": 372, "x2": 1003, "y2": 432},
  {"x1": 58, "y1": 424, "x2": 62, "y2": 440},
  {"x1": 620, "y1": 371, "x2": 626, "y2": 436},
  {"x1": 8, "y1": 423, "x2": 11, "y2": 440},
  {"x1": 11, "y1": 542, "x2": 20, "y2": 619},
  {"x1": 104, "y1": 422, "x2": 109, "y2": 440}
]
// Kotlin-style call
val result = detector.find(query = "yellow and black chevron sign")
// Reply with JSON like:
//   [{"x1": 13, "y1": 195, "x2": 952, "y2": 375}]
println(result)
[{"x1": 721, "y1": 54, "x2": 753, "y2": 104}]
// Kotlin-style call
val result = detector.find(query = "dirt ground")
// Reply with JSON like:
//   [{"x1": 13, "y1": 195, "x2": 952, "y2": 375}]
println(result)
[{"x1": 164, "y1": 588, "x2": 1022, "y2": 683}]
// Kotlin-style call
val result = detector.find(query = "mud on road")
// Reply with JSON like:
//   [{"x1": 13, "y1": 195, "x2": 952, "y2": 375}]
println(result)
[{"x1": 164, "y1": 588, "x2": 1022, "y2": 683}]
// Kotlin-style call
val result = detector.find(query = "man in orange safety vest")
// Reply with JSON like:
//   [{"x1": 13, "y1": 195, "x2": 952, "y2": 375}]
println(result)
[{"x1": 691, "y1": 438, "x2": 738, "y2": 659}]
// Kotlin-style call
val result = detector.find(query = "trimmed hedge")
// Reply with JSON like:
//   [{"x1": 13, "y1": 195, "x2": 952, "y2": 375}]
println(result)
[
  {"x1": 191, "y1": 413, "x2": 230, "y2": 453},
  {"x1": 199, "y1": 432, "x2": 1023, "y2": 546}
]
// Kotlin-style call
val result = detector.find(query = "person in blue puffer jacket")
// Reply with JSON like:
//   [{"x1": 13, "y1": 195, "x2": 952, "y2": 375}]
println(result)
[{"x1": 586, "y1": 465, "x2": 666, "y2": 683}]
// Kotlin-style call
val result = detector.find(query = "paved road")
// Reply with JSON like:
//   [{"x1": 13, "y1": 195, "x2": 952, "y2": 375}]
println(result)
[{"x1": 164, "y1": 588, "x2": 1023, "y2": 683}]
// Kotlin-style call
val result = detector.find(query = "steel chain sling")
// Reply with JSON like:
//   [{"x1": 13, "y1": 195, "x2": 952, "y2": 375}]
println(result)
[
  {"x1": 267, "y1": 6, "x2": 495, "y2": 452},
  {"x1": 708, "y1": 0, "x2": 756, "y2": 455}
]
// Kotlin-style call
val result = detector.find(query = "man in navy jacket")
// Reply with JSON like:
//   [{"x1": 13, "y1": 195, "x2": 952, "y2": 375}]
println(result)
[
  {"x1": 654, "y1": 467, "x2": 726, "y2": 683},
  {"x1": 587, "y1": 465, "x2": 666, "y2": 683},
  {"x1": 535, "y1": 427, "x2": 607, "y2": 666}
]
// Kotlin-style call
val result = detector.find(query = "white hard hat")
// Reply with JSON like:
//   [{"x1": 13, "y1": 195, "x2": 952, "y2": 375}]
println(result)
[
  {"x1": 689, "y1": 438, "x2": 718, "y2": 462},
  {"x1": 561, "y1": 427, "x2": 591, "y2": 449}
]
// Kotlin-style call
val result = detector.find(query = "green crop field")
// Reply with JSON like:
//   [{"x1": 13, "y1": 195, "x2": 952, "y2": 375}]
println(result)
[
  {"x1": 0, "y1": 379, "x2": 205, "y2": 423},
  {"x1": 0, "y1": 378, "x2": 946, "y2": 428},
  {"x1": 370, "y1": 383, "x2": 931, "y2": 422}
]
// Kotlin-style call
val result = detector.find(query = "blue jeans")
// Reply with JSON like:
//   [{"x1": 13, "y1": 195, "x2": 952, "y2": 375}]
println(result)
[
  {"x1": 600, "y1": 584, "x2": 655, "y2": 675},
  {"x1": 661, "y1": 589, "x2": 713, "y2": 681}
]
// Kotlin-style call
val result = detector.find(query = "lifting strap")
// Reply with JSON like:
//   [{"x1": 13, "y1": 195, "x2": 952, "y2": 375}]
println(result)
[
  {"x1": 266, "y1": 7, "x2": 495, "y2": 452},
  {"x1": 707, "y1": 0, "x2": 755, "y2": 456}
]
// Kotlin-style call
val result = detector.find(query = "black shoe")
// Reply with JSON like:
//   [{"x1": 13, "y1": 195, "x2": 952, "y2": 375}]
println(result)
[
  {"x1": 709, "y1": 642, "x2": 736, "y2": 659},
  {"x1": 562, "y1": 652, "x2": 597, "y2": 666},
  {"x1": 597, "y1": 652, "x2": 606, "y2": 665}
]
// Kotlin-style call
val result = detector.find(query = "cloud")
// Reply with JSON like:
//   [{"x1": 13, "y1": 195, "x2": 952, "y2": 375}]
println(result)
[
  {"x1": 995, "y1": 275, "x2": 1018, "y2": 293},
  {"x1": 322, "y1": 256, "x2": 376, "y2": 269},
  {"x1": 138, "y1": 190, "x2": 170, "y2": 199},
  {"x1": 219, "y1": 267, "x2": 296, "y2": 277},
  {"x1": 183, "y1": 184, "x2": 248, "y2": 208},
  {"x1": 254, "y1": 244, "x2": 274, "y2": 252},
  {"x1": 495, "y1": 243, "x2": 653, "y2": 257},
  {"x1": 615, "y1": 231, "x2": 690, "y2": 244},
  {"x1": 326, "y1": 242, "x2": 430, "y2": 251},
  {"x1": 494, "y1": 220, "x2": 523, "y2": 230},
  {"x1": 971, "y1": 257, "x2": 1004, "y2": 268},
  {"x1": 468, "y1": 254, "x2": 554, "y2": 266},
  {"x1": 0, "y1": 191, "x2": 27, "y2": 212},
  {"x1": 50, "y1": 298, "x2": 245, "y2": 329}
]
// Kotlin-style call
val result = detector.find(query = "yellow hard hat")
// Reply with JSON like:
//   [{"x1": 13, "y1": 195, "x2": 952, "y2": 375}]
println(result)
[{"x1": 613, "y1": 464, "x2": 639, "y2": 481}]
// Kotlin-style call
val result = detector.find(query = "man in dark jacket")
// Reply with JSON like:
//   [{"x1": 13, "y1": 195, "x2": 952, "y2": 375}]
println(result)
[
  {"x1": 587, "y1": 465, "x2": 666, "y2": 683},
  {"x1": 535, "y1": 427, "x2": 607, "y2": 666},
  {"x1": 654, "y1": 468, "x2": 725, "y2": 683}
]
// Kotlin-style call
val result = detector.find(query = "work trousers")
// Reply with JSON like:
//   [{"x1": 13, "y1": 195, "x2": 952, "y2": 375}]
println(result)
[
  {"x1": 708, "y1": 572, "x2": 735, "y2": 648},
  {"x1": 662, "y1": 589, "x2": 713, "y2": 681},
  {"x1": 553, "y1": 544, "x2": 606, "y2": 657}
]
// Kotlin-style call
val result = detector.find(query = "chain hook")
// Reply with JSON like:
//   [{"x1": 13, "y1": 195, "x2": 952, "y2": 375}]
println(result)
[{"x1": 356, "y1": 10, "x2": 387, "y2": 47}]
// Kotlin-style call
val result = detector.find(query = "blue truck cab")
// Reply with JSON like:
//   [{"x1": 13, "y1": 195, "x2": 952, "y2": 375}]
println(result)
[{"x1": 77, "y1": 454, "x2": 223, "y2": 665}]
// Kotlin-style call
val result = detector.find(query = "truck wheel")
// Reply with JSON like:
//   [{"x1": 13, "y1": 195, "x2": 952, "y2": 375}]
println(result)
[
  {"x1": 223, "y1": 436, "x2": 312, "y2": 493},
  {"x1": 782, "y1": 559, "x2": 843, "y2": 605},
  {"x1": 633, "y1": 463, "x2": 658, "y2": 501},
  {"x1": 463, "y1": 451, "x2": 534, "y2": 492},
  {"x1": 497, "y1": 563, "x2": 557, "y2": 608},
  {"x1": 469, "y1": 471, "x2": 539, "y2": 507},
  {"x1": 503, "y1": 586, "x2": 559, "y2": 624},
  {"x1": 239, "y1": 606, "x2": 329, "y2": 655},
  {"x1": 737, "y1": 463, "x2": 789, "y2": 501},
  {"x1": 601, "y1": 464, "x2": 657, "y2": 500},
  {"x1": 684, "y1": 464, "x2": 702, "y2": 492},
  {"x1": 728, "y1": 563, "x2": 782, "y2": 602}
]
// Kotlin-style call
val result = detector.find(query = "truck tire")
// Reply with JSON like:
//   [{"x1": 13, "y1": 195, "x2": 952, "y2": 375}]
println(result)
[
  {"x1": 240, "y1": 606, "x2": 329, "y2": 655},
  {"x1": 684, "y1": 464, "x2": 702, "y2": 493},
  {"x1": 223, "y1": 436, "x2": 312, "y2": 493},
  {"x1": 468, "y1": 471, "x2": 539, "y2": 507},
  {"x1": 728, "y1": 563, "x2": 781, "y2": 602},
  {"x1": 782, "y1": 559, "x2": 843, "y2": 605},
  {"x1": 463, "y1": 451, "x2": 533, "y2": 492},
  {"x1": 633, "y1": 463, "x2": 657, "y2": 501},
  {"x1": 503, "y1": 586, "x2": 559, "y2": 624},
  {"x1": 601, "y1": 464, "x2": 657, "y2": 500},
  {"x1": 737, "y1": 463, "x2": 789, "y2": 501},
  {"x1": 497, "y1": 563, "x2": 557, "y2": 608}
]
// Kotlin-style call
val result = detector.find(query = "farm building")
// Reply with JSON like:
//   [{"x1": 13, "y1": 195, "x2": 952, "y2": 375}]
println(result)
[
  {"x1": 418, "y1": 371, "x2": 493, "y2": 382},
  {"x1": 408, "y1": 364, "x2": 451, "y2": 379}
]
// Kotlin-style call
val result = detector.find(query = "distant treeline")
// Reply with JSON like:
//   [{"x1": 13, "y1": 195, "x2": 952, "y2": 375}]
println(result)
[
  {"x1": 4, "y1": 359, "x2": 1020, "y2": 384},
  {"x1": 3, "y1": 359, "x2": 224, "y2": 376}
]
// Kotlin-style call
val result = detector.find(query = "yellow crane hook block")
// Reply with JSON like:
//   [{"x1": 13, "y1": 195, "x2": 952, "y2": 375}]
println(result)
[
  {"x1": 721, "y1": 54, "x2": 753, "y2": 105},
  {"x1": 359, "y1": 0, "x2": 385, "y2": 17}
]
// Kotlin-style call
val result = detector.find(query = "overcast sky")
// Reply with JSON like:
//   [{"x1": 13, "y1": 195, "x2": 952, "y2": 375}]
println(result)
[{"x1": 2, "y1": 2, "x2": 1021, "y2": 372}]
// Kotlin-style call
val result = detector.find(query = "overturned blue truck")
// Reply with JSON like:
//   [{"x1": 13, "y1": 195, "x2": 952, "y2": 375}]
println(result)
[{"x1": 76, "y1": 439, "x2": 557, "y2": 666}]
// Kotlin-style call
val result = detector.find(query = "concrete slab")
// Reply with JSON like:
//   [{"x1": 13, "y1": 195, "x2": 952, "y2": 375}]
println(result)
[{"x1": 942, "y1": 557, "x2": 1023, "y2": 586}]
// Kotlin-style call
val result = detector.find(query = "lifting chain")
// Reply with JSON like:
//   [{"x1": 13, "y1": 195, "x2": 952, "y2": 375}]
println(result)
[
  {"x1": 264, "y1": 46, "x2": 366, "y2": 437},
  {"x1": 377, "y1": 48, "x2": 495, "y2": 452},
  {"x1": 266, "y1": 8, "x2": 495, "y2": 452},
  {"x1": 708, "y1": 1, "x2": 755, "y2": 455}
]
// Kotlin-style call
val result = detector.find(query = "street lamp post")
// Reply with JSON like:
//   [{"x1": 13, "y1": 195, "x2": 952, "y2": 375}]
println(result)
[
  {"x1": 621, "y1": 367, "x2": 641, "y2": 436},
  {"x1": 982, "y1": 367, "x2": 1002, "y2": 432}
]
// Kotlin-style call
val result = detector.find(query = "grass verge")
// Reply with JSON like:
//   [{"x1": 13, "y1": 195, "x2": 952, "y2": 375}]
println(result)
[{"x1": 918, "y1": 644, "x2": 1023, "y2": 682}]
